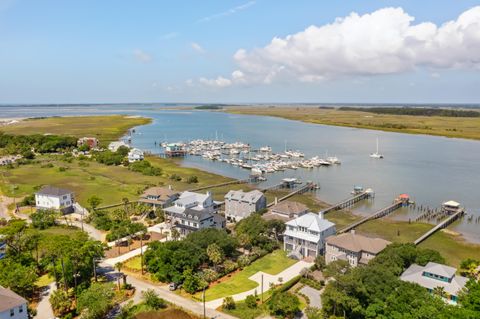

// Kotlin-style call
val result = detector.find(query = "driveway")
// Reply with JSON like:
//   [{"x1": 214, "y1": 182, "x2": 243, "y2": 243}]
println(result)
[
  {"x1": 300, "y1": 285, "x2": 322, "y2": 308},
  {"x1": 205, "y1": 260, "x2": 314, "y2": 309},
  {"x1": 34, "y1": 283, "x2": 56, "y2": 319},
  {"x1": 98, "y1": 263, "x2": 236, "y2": 319}
]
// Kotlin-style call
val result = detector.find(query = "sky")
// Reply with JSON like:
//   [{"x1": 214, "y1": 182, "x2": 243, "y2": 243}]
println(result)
[{"x1": 0, "y1": 0, "x2": 480, "y2": 104}]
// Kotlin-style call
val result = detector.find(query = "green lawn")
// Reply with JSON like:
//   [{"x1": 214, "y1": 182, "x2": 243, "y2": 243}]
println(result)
[
  {"x1": 1, "y1": 115, "x2": 151, "y2": 144},
  {"x1": 222, "y1": 302, "x2": 268, "y2": 319},
  {"x1": 125, "y1": 256, "x2": 143, "y2": 271},
  {"x1": 35, "y1": 274, "x2": 54, "y2": 287},
  {"x1": 198, "y1": 250, "x2": 297, "y2": 301}
]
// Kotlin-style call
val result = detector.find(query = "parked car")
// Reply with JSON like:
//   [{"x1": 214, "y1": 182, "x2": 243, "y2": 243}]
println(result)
[{"x1": 169, "y1": 282, "x2": 178, "y2": 291}]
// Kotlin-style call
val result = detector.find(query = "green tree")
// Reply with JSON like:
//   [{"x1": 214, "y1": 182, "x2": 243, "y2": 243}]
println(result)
[
  {"x1": 77, "y1": 283, "x2": 114, "y2": 319},
  {"x1": 186, "y1": 175, "x2": 198, "y2": 184},
  {"x1": 207, "y1": 243, "x2": 224, "y2": 269},
  {"x1": 182, "y1": 269, "x2": 202, "y2": 294},
  {"x1": 31, "y1": 209, "x2": 58, "y2": 229},
  {"x1": 222, "y1": 296, "x2": 236, "y2": 310},
  {"x1": 49, "y1": 289, "x2": 72, "y2": 317},
  {"x1": 245, "y1": 294, "x2": 257, "y2": 309},
  {"x1": 268, "y1": 291, "x2": 300, "y2": 318},
  {"x1": 142, "y1": 289, "x2": 167, "y2": 310},
  {"x1": 87, "y1": 196, "x2": 102, "y2": 211},
  {"x1": 0, "y1": 259, "x2": 38, "y2": 297},
  {"x1": 171, "y1": 227, "x2": 180, "y2": 241}
]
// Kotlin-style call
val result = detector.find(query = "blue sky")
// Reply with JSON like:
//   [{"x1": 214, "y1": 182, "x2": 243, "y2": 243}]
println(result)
[{"x1": 1, "y1": 0, "x2": 479, "y2": 104}]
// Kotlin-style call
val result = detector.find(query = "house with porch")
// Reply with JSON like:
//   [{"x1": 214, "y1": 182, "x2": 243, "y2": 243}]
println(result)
[
  {"x1": 283, "y1": 212, "x2": 336, "y2": 258},
  {"x1": 325, "y1": 230, "x2": 391, "y2": 267},
  {"x1": 139, "y1": 186, "x2": 179, "y2": 209},
  {"x1": 173, "y1": 208, "x2": 225, "y2": 236},
  {"x1": 224, "y1": 189, "x2": 266, "y2": 222},
  {"x1": 400, "y1": 262, "x2": 468, "y2": 304},
  {"x1": 263, "y1": 200, "x2": 309, "y2": 222},
  {"x1": 127, "y1": 148, "x2": 144, "y2": 162}
]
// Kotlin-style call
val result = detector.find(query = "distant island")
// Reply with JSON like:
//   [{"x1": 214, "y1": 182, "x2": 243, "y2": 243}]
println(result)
[
  {"x1": 194, "y1": 104, "x2": 225, "y2": 110},
  {"x1": 338, "y1": 106, "x2": 480, "y2": 118}
]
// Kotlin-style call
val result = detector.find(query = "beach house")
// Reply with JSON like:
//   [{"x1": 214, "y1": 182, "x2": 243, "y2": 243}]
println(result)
[
  {"x1": 35, "y1": 185, "x2": 75, "y2": 214},
  {"x1": 400, "y1": 262, "x2": 468, "y2": 304},
  {"x1": 262, "y1": 200, "x2": 309, "y2": 222},
  {"x1": 173, "y1": 208, "x2": 226, "y2": 236},
  {"x1": 224, "y1": 189, "x2": 266, "y2": 222},
  {"x1": 139, "y1": 186, "x2": 179, "y2": 209},
  {"x1": 127, "y1": 148, "x2": 144, "y2": 162},
  {"x1": 77, "y1": 137, "x2": 99, "y2": 149},
  {"x1": 108, "y1": 141, "x2": 130, "y2": 152},
  {"x1": 325, "y1": 230, "x2": 391, "y2": 267},
  {"x1": 283, "y1": 212, "x2": 336, "y2": 258}
]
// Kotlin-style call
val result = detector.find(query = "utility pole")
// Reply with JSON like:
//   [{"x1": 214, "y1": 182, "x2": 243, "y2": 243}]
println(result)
[
  {"x1": 261, "y1": 274, "x2": 264, "y2": 304},
  {"x1": 93, "y1": 258, "x2": 98, "y2": 282},
  {"x1": 80, "y1": 207, "x2": 84, "y2": 231},
  {"x1": 140, "y1": 232, "x2": 144, "y2": 275},
  {"x1": 203, "y1": 286, "x2": 206, "y2": 319}
]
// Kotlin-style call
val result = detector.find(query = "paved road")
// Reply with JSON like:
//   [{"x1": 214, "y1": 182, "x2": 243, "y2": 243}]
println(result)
[
  {"x1": 98, "y1": 263, "x2": 237, "y2": 319},
  {"x1": 300, "y1": 285, "x2": 322, "y2": 308},
  {"x1": 34, "y1": 283, "x2": 56, "y2": 319},
  {"x1": 205, "y1": 260, "x2": 313, "y2": 309}
]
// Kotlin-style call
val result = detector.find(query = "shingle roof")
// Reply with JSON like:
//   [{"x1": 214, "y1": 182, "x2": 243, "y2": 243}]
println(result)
[
  {"x1": 423, "y1": 262, "x2": 457, "y2": 279},
  {"x1": 142, "y1": 187, "x2": 178, "y2": 199},
  {"x1": 326, "y1": 232, "x2": 391, "y2": 254},
  {"x1": 36, "y1": 185, "x2": 72, "y2": 197},
  {"x1": 0, "y1": 287, "x2": 27, "y2": 312},
  {"x1": 176, "y1": 191, "x2": 210, "y2": 206},
  {"x1": 271, "y1": 200, "x2": 308, "y2": 216}
]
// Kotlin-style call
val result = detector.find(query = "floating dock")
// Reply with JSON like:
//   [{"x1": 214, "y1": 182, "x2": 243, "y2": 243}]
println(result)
[{"x1": 339, "y1": 195, "x2": 410, "y2": 234}]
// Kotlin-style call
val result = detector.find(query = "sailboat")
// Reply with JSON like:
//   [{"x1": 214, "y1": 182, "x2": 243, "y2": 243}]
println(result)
[{"x1": 370, "y1": 138, "x2": 384, "y2": 159}]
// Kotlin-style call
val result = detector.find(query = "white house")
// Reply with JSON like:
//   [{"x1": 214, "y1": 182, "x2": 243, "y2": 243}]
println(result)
[
  {"x1": 164, "y1": 191, "x2": 215, "y2": 219},
  {"x1": 127, "y1": 148, "x2": 144, "y2": 162},
  {"x1": 35, "y1": 185, "x2": 75, "y2": 214},
  {"x1": 0, "y1": 287, "x2": 28, "y2": 319},
  {"x1": 283, "y1": 212, "x2": 336, "y2": 258},
  {"x1": 0, "y1": 235, "x2": 6, "y2": 260},
  {"x1": 400, "y1": 262, "x2": 468, "y2": 304},
  {"x1": 108, "y1": 141, "x2": 130, "y2": 152},
  {"x1": 224, "y1": 189, "x2": 266, "y2": 222}
]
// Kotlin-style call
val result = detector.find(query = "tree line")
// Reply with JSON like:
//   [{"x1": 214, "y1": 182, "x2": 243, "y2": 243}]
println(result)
[{"x1": 339, "y1": 107, "x2": 480, "y2": 117}]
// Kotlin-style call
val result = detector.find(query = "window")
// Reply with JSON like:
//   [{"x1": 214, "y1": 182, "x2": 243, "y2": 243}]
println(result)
[
  {"x1": 10, "y1": 309, "x2": 14, "y2": 317},
  {"x1": 19, "y1": 305, "x2": 23, "y2": 313}
]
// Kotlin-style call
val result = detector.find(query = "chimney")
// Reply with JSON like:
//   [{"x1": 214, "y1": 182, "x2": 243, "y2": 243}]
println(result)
[
  {"x1": 168, "y1": 184, "x2": 172, "y2": 190},
  {"x1": 207, "y1": 191, "x2": 212, "y2": 197},
  {"x1": 274, "y1": 197, "x2": 278, "y2": 205},
  {"x1": 351, "y1": 229, "x2": 356, "y2": 235},
  {"x1": 319, "y1": 211, "x2": 324, "y2": 219}
]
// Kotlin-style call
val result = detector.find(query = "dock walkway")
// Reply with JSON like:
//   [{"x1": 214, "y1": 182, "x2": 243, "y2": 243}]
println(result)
[
  {"x1": 266, "y1": 182, "x2": 316, "y2": 208},
  {"x1": 322, "y1": 191, "x2": 372, "y2": 215},
  {"x1": 414, "y1": 210, "x2": 465, "y2": 245},
  {"x1": 187, "y1": 178, "x2": 250, "y2": 192},
  {"x1": 339, "y1": 200, "x2": 403, "y2": 234}
]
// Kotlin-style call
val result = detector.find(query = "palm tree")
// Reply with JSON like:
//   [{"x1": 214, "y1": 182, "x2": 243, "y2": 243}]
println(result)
[
  {"x1": 171, "y1": 227, "x2": 180, "y2": 241},
  {"x1": 115, "y1": 262, "x2": 126, "y2": 289},
  {"x1": 122, "y1": 197, "x2": 130, "y2": 218}
]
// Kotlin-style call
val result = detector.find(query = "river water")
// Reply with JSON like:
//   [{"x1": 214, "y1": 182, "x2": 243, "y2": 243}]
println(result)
[{"x1": 2, "y1": 105, "x2": 480, "y2": 242}]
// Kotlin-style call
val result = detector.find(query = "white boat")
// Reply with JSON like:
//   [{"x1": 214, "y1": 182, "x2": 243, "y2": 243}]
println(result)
[
  {"x1": 260, "y1": 146, "x2": 272, "y2": 152},
  {"x1": 327, "y1": 156, "x2": 341, "y2": 164},
  {"x1": 370, "y1": 138, "x2": 384, "y2": 159}
]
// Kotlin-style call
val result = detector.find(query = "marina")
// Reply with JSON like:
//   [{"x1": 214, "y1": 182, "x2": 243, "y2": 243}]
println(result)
[{"x1": 2, "y1": 106, "x2": 480, "y2": 243}]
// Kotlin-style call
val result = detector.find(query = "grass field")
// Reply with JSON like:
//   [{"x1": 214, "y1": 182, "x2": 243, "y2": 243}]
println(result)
[
  {"x1": 125, "y1": 256, "x2": 143, "y2": 271},
  {"x1": 197, "y1": 250, "x2": 297, "y2": 301},
  {"x1": 35, "y1": 274, "x2": 54, "y2": 287},
  {"x1": 0, "y1": 154, "x2": 235, "y2": 206},
  {"x1": 227, "y1": 107, "x2": 480, "y2": 140},
  {"x1": 0, "y1": 115, "x2": 151, "y2": 144}
]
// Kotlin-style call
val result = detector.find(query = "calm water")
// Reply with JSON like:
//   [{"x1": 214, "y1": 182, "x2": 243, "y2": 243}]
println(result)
[{"x1": 2, "y1": 105, "x2": 480, "y2": 242}]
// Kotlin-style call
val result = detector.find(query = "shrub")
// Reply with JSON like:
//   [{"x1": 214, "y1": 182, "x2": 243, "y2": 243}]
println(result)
[
  {"x1": 142, "y1": 289, "x2": 167, "y2": 310},
  {"x1": 268, "y1": 291, "x2": 300, "y2": 318},
  {"x1": 187, "y1": 175, "x2": 198, "y2": 184},
  {"x1": 31, "y1": 209, "x2": 57, "y2": 229},
  {"x1": 245, "y1": 295, "x2": 257, "y2": 309},
  {"x1": 222, "y1": 296, "x2": 236, "y2": 310},
  {"x1": 169, "y1": 174, "x2": 182, "y2": 181},
  {"x1": 20, "y1": 194, "x2": 35, "y2": 206}
]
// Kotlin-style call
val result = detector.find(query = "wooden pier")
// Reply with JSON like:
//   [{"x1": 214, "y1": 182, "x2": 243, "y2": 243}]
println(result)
[
  {"x1": 413, "y1": 210, "x2": 465, "y2": 245},
  {"x1": 266, "y1": 182, "x2": 316, "y2": 208},
  {"x1": 339, "y1": 199, "x2": 405, "y2": 234},
  {"x1": 187, "y1": 178, "x2": 250, "y2": 192},
  {"x1": 322, "y1": 191, "x2": 373, "y2": 215}
]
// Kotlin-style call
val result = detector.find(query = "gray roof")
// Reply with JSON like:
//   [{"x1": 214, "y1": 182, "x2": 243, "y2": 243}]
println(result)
[
  {"x1": 0, "y1": 286, "x2": 27, "y2": 312},
  {"x1": 400, "y1": 263, "x2": 468, "y2": 296},
  {"x1": 178, "y1": 208, "x2": 213, "y2": 222},
  {"x1": 36, "y1": 185, "x2": 72, "y2": 197},
  {"x1": 176, "y1": 191, "x2": 210, "y2": 206},
  {"x1": 326, "y1": 232, "x2": 391, "y2": 254},
  {"x1": 224, "y1": 189, "x2": 264, "y2": 203}
]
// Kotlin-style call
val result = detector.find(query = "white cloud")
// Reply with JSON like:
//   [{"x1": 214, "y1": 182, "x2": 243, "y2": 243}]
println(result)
[
  {"x1": 199, "y1": 6, "x2": 480, "y2": 86},
  {"x1": 191, "y1": 42, "x2": 206, "y2": 54},
  {"x1": 198, "y1": 1, "x2": 255, "y2": 23},
  {"x1": 133, "y1": 49, "x2": 153, "y2": 63},
  {"x1": 199, "y1": 76, "x2": 232, "y2": 88}
]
